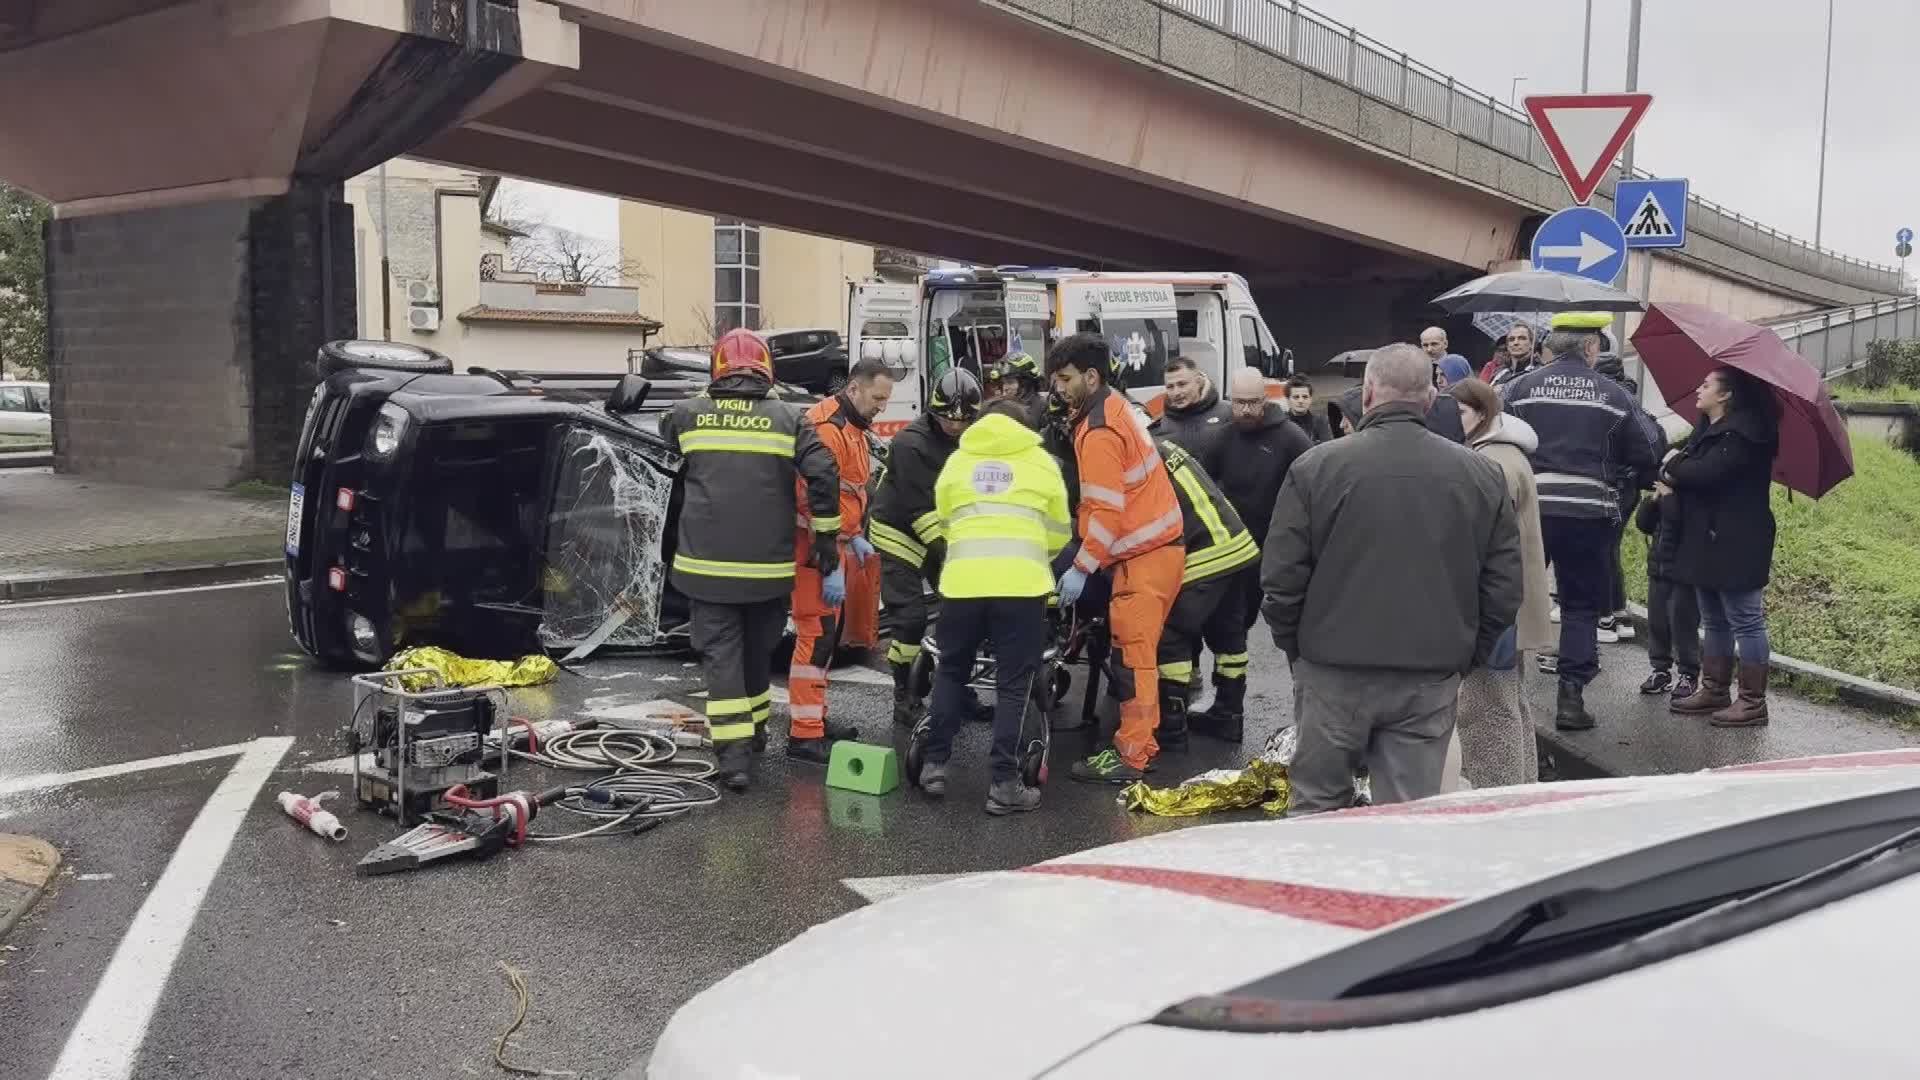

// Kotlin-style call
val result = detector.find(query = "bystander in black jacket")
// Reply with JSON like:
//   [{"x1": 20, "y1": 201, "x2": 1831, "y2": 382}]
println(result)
[
  {"x1": 1334, "y1": 384, "x2": 1464, "y2": 443},
  {"x1": 1287, "y1": 404, "x2": 1335, "y2": 445},
  {"x1": 1663, "y1": 409, "x2": 1779, "y2": 593},
  {"x1": 1261, "y1": 402, "x2": 1522, "y2": 673},
  {"x1": 1217, "y1": 401, "x2": 1313, "y2": 543},
  {"x1": 1154, "y1": 382, "x2": 1232, "y2": 476},
  {"x1": 1633, "y1": 489, "x2": 1684, "y2": 581}
]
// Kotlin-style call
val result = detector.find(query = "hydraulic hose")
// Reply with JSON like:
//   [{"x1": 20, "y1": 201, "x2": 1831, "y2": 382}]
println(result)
[{"x1": 501, "y1": 728, "x2": 722, "y2": 841}]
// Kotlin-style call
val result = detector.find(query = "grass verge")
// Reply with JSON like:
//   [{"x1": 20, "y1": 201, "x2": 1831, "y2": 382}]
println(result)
[
  {"x1": 1619, "y1": 435, "x2": 1920, "y2": 693},
  {"x1": 1830, "y1": 381, "x2": 1920, "y2": 404}
]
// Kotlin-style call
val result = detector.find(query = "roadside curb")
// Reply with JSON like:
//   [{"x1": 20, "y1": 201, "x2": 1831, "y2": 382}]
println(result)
[
  {"x1": 0, "y1": 559, "x2": 281, "y2": 603},
  {"x1": 0, "y1": 450, "x2": 52, "y2": 469},
  {"x1": 0, "y1": 834, "x2": 61, "y2": 940},
  {"x1": 1622, "y1": 602, "x2": 1920, "y2": 715}
]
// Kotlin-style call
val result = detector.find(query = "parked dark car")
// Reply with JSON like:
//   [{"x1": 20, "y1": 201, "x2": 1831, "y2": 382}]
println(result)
[
  {"x1": 765, "y1": 328, "x2": 849, "y2": 394},
  {"x1": 284, "y1": 341, "x2": 699, "y2": 669}
]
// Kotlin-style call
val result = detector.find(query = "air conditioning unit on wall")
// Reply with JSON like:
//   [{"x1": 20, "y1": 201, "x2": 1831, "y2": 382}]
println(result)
[
  {"x1": 406, "y1": 280, "x2": 439, "y2": 306},
  {"x1": 408, "y1": 307, "x2": 441, "y2": 332}
]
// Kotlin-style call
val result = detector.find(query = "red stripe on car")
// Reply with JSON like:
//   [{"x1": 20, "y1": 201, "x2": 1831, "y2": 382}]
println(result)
[
  {"x1": 1317, "y1": 788, "x2": 1616, "y2": 818},
  {"x1": 1717, "y1": 749, "x2": 1920, "y2": 773},
  {"x1": 1022, "y1": 864, "x2": 1454, "y2": 930}
]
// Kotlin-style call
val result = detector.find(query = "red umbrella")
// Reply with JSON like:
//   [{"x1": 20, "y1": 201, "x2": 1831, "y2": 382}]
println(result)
[{"x1": 1630, "y1": 302, "x2": 1854, "y2": 498}]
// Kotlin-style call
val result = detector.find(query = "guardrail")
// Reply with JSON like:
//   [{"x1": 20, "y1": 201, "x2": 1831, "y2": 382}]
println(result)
[
  {"x1": 1159, "y1": 0, "x2": 1899, "y2": 286},
  {"x1": 1771, "y1": 295, "x2": 1920, "y2": 379}
]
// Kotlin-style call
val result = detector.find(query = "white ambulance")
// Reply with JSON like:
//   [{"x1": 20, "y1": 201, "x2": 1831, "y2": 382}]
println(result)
[{"x1": 848, "y1": 267, "x2": 1290, "y2": 436}]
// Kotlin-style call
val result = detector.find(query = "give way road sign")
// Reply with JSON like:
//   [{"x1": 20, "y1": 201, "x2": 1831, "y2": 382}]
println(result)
[{"x1": 1523, "y1": 93, "x2": 1654, "y2": 205}]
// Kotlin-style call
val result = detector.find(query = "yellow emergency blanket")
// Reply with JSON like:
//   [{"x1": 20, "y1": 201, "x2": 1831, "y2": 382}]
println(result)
[
  {"x1": 384, "y1": 647, "x2": 559, "y2": 691},
  {"x1": 1120, "y1": 758, "x2": 1290, "y2": 817}
]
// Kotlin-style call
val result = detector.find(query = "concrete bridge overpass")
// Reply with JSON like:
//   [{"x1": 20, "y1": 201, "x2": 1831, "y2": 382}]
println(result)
[{"x1": 0, "y1": 0, "x2": 1904, "y2": 484}]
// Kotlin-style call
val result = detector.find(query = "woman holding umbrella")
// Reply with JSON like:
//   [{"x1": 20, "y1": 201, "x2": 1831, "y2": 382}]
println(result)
[{"x1": 1662, "y1": 367, "x2": 1781, "y2": 726}]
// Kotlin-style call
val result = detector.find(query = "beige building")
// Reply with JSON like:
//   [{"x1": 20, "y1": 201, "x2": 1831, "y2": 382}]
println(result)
[
  {"x1": 343, "y1": 158, "x2": 900, "y2": 372},
  {"x1": 617, "y1": 202, "x2": 877, "y2": 345}
]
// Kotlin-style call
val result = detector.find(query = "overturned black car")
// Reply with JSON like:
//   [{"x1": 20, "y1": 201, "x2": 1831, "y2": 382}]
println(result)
[{"x1": 283, "y1": 341, "x2": 707, "y2": 669}]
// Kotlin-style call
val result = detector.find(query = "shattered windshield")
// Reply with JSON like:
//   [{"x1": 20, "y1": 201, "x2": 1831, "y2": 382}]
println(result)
[{"x1": 540, "y1": 425, "x2": 679, "y2": 654}]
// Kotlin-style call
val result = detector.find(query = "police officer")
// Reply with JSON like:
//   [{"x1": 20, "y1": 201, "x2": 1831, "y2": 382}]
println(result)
[
  {"x1": 917, "y1": 399, "x2": 1073, "y2": 815},
  {"x1": 1153, "y1": 436, "x2": 1260, "y2": 750},
  {"x1": 659, "y1": 329, "x2": 842, "y2": 792},
  {"x1": 869, "y1": 369, "x2": 984, "y2": 728}
]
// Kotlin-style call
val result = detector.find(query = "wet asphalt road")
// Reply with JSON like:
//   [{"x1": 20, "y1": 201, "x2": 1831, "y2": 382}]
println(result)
[
  {"x1": 2, "y1": 581, "x2": 1907, "y2": 1079},
  {"x1": 0, "y1": 582, "x2": 1287, "y2": 1079}
]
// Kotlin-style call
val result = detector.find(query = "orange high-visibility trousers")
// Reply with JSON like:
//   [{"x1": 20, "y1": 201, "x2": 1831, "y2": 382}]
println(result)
[
  {"x1": 1109, "y1": 544, "x2": 1185, "y2": 769},
  {"x1": 788, "y1": 559, "x2": 841, "y2": 739}
]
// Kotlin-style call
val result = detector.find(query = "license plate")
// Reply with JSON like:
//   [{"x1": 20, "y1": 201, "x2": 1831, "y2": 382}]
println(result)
[{"x1": 285, "y1": 483, "x2": 305, "y2": 556}]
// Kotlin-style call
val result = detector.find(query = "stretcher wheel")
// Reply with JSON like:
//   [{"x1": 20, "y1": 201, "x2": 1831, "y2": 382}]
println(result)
[
  {"x1": 1018, "y1": 699, "x2": 1049, "y2": 787},
  {"x1": 908, "y1": 647, "x2": 935, "y2": 701},
  {"x1": 1048, "y1": 667, "x2": 1072, "y2": 710},
  {"x1": 903, "y1": 714, "x2": 933, "y2": 789}
]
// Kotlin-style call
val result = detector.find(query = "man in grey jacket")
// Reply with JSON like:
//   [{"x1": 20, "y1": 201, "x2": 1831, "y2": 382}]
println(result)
[{"x1": 1262, "y1": 344, "x2": 1523, "y2": 813}]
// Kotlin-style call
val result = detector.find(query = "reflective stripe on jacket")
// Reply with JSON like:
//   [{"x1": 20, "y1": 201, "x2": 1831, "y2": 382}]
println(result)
[
  {"x1": 1066, "y1": 386, "x2": 1182, "y2": 574},
  {"x1": 934, "y1": 414, "x2": 1072, "y2": 599},
  {"x1": 868, "y1": 412, "x2": 956, "y2": 572},
  {"x1": 659, "y1": 376, "x2": 840, "y2": 604},
  {"x1": 1159, "y1": 438, "x2": 1258, "y2": 585},
  {"x1": 793, "y1": 393, "x2": 871, "y2": 544}
]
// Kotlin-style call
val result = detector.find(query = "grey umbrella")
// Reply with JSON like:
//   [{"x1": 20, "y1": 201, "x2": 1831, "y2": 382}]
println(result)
[{"x1": 1433, "y1": 270, "x2": 1643, "y2": 314}]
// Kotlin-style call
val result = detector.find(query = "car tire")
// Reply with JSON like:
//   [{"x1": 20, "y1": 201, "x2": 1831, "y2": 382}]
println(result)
[{"x1": 317, "y1": 339, "x2": 454, "y2": 376}]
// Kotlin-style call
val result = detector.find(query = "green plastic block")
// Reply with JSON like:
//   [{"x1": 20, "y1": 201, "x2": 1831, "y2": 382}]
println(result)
[{"x1": 825, "y1": 740, "x2": 900, "y2": 796}]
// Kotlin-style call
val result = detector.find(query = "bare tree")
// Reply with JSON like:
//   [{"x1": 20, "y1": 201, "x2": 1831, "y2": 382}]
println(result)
[{"x1": 482, "y1": 179, "x2": 647, "y2": 286}]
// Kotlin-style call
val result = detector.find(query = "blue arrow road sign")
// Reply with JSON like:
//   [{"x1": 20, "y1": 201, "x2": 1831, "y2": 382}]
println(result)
[
  {"x1": 1614, "y1": 177, "x2": 1689, "y2": 249},
  {"x1": 1532, "y1": 206, "x2": 1628, "y2": 284},
  {"x1": 1898, "y1": 227, "x2": 1914, "y2": 245}
]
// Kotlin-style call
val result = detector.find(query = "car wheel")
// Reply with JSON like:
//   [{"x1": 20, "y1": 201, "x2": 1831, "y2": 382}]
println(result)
[
  {"x1": 317, "y1": 339, "x2": 454, "y2": 376},
  {"x1": 825, "y1": 368, "x2": 849, "y2": 394}
]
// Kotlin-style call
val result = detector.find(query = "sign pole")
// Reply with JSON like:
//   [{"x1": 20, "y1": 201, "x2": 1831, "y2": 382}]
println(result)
[{"x1": 1616, "y1": 0, "x2": 1645, "y2": 392}]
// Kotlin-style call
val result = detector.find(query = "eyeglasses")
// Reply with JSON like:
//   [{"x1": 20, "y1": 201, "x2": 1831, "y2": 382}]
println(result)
[{"x1": 1229, "y1": 398, "x2": 1267, "y2": 408}]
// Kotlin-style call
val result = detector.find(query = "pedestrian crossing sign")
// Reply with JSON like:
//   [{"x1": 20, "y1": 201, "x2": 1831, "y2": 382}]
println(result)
[{"x1": 1614, "y1": 177, "x2": 1689, "y2": 249}]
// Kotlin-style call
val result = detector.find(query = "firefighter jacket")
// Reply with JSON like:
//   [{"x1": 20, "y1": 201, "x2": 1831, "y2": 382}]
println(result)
[
  {"x1": 659, "y1": 374, "x2": 841, "y2": 604},
  {"x1": 1159, "y1": 438, "x2": 1258, "y2": 586},
  {"x1": 1064, "y1": 386, "x2": 1182, "y2": 575},
  {"x1": 794, "y1": 392, "x2": 875, "y2": 549},
  {"x1": 934, "y1": 414, "x2": 1072, "y2": 599},
  {"x1": 869, "y1": 412, "x2": 958, "y2": 574}
]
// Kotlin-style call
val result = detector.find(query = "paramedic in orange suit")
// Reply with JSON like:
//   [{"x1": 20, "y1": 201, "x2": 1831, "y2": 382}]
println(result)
[
  {"x1": 786, "y1": 358, "x2": 895, "y2": 765},
  {"x1": 1045, "y1": 332, "x2": 1186, "y2": 785}
]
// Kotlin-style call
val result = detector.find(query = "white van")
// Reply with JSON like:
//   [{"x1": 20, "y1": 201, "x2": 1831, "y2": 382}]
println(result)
[{"x1": 849, "y1": 268, "x2": 1289, "y2": 436}]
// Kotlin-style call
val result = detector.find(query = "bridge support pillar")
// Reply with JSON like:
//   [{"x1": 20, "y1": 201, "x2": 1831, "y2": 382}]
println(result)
[{"x1": 47, "y1": 183, "x2": 356, "y2": 487}]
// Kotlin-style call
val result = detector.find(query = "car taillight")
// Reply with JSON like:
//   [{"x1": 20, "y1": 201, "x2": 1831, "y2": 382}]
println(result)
[
  {"x1": 335, "y1": 487, "x2": 357, "y2": 512},
  {"x1": 327, "y1": 567, "x2": 348, "y2": 592}
]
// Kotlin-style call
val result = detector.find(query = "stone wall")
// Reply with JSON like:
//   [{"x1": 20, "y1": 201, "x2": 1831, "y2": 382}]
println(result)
[{"x1": 45, "y1": 183, "x2": 355, "y2": 487}]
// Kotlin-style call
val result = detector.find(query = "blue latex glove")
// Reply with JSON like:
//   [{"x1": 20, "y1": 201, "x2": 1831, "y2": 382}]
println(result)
[
  {"x1": 821, "y1": 567, "x2": 847, "y2": 607},
  {"x1": 1056, "y1": 567, "x2": 1088, "y2": 606},
  {"x1": 849, "y1": 535, "x2": 876, "y2": 566}
]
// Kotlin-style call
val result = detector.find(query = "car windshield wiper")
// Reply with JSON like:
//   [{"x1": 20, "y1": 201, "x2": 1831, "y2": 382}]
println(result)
[{"x1": 1636, "y1": 821, "x2": 1920, "y2": 946}]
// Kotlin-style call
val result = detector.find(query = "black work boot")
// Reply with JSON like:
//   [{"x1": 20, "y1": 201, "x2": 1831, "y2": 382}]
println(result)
[
  {"x1": 1188, "y1": 676, "x2": 1246, "y2": 744},
  {"x1": 750, "y1": 723, "x2": 768, "y2": 754},
  {"x1": 1155, "y1": 687, "x2": 1190, "y2": 752},
  {"x1": 824, "y1": 717, "x2": 860, "y2": 742},
  {"x1": 716, "y1": 740, "x2": 752, "y2": 793},
  {"x1": 890, "y1": 661, "x2": 924, "y2": 728},
  {"x1": 1555, "y1": 679, "x2": 1596, "y2": 731},
  {"x1": 786, "y1": 735, "x2": 835, "y2": 765}
]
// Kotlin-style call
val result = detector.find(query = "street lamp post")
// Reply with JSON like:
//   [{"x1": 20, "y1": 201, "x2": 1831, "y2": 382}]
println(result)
[
  {"x1": 1581, "y1": 0, "x2": 1593, "y2": 92},
  {"x1": 1509, "y1": 76, "x2": 1527, "y2": 107},
  {"x1": 1815, "y1": 0, "x2": 1835, "y2": 248}
]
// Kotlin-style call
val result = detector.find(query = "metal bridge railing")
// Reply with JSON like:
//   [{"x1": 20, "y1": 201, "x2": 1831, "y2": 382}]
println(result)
[
  {"x1": 1156, "y1": 0, "x2": 1900, "y2": 286},
  {"x1": 1769, "y1": 295, "x2": 1920, "y2": 380}
]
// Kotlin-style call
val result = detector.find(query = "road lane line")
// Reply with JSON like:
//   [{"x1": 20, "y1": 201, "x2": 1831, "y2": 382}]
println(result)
[
  {"x1": 0, "y1": 742, "x2": 256, "y2": 798},
  {"x1": 0, "y1": 578, "x2": 278, "y2": 610},
  {"x1": 45, "y1": 735, "x2": 293, "y2": 1080},
  {"x1": 841, "y1": 873, "x2": 975, "y2": 904}
]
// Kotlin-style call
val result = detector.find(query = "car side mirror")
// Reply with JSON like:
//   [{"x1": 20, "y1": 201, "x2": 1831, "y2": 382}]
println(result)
[{"x1": 608, "y1": 374, "x2": 652, "y2": 414}]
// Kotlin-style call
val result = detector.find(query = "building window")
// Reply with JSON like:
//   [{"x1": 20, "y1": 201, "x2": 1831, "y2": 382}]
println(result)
[{"x1": 713, "y1": 219, "x2": 761, "y2": 334}]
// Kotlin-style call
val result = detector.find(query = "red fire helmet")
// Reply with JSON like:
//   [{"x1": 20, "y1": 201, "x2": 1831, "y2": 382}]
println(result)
[{"x1": 711, "y1": 328, "x2": 773, "y2": 380}]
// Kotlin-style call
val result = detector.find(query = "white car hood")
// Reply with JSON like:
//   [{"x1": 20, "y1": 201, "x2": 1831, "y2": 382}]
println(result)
[{"x1": 648, "y1": 751, "x2": 1920, "y2": 1080}]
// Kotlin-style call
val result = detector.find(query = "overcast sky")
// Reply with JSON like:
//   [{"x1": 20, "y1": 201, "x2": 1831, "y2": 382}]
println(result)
[{"x1": 512, "y1": 0, "x2": 1914, "y2": 272}]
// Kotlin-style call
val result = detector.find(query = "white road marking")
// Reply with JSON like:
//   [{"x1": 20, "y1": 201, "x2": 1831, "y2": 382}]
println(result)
[
  {"x1": 0, "y1": 577, "x2": 279, "y2": 610},
  {"x1": 841, "y1": 873, "x2": 975, "y2": 904},
  {"x1": 0, "y1": 741, "x2": 256, "y2": 798},
  {"x1": 75, "y1": 873, "x2": 115, "y2": 882},
  {"x1": 46, "y1": 736, "x2": 293, "y2": 1080}
]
